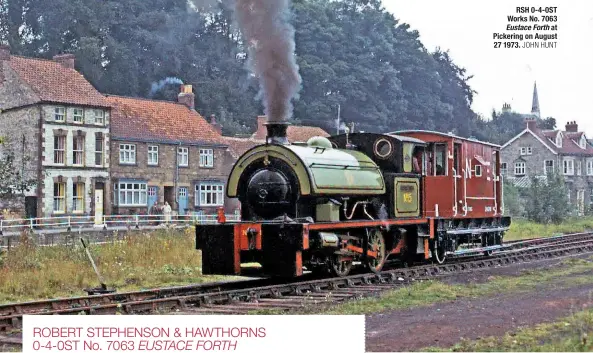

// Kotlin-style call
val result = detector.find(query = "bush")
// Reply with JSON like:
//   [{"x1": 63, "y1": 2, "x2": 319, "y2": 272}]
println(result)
[{"x1": 524, "y1": 172, "x2": 570, "y2": 224}]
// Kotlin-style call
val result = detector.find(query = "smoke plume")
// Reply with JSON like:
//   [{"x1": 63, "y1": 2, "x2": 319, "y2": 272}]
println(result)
[
  {"x1": 233, "y1": 0, "x2": 302, "y2": 122},
  {"x1": 149, "y1": 77, "x2": 184, "y2": 97},
  {"x1": 187, "y1": 0, "x2": 221, "y2": 11}
]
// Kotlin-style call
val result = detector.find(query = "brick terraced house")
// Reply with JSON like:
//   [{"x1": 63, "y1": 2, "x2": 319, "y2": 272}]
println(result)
[
  {"x1": 107, "y1": 85, "x2": 236, "y2": 216},
  {"x1": 0, "y1": 45, "x2": 111, "y2": 219}
]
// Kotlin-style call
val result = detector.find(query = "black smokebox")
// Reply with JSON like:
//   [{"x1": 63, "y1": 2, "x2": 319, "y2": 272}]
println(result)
[{"x1": 265, "y1": 122, "x2": 290, "y2": 145}]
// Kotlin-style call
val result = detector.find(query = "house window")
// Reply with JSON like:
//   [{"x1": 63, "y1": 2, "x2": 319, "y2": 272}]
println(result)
[
  {"x1": 94, "y1": 110, "x2": 105, "y2": 125},
  {"x1": 563, "y1": 158, "x2": 574, "y2": 175},
  {"x1": 556, "y1": 134, "x2": 563, "y2": 147},
  {"x1": 580, "y1": 136, "x2": 587, "y2": 149},
  {"x1": 95, "y1": 134, "x2": 104, "y2": 166},
  {"x1": 544, "y1": 160, "x2": 554, "y2": 174},
  {"x1": 87, "y1": 109, "x2": 105, "y2": 125},
  {"x1": 587, "y1": 159, "x2": 593, "y2": 176},
  {"x1": 474, "y1": 165, "x2": 482, "y2": 177},
  {"x1": 590, "y1": 189, "x2": 593, "y2": 204},
  {"x1": 178, "y1": 147, "x2": 189, "y2": 167},
  {"x1": 53, "y1": 182, "x2": 66, "y2": 213},
  {"x1": 199, "y1": 149, "x2": 214, "y2": 167},
  {"x1": 577, "y1": 160, "x2": 582, "y2": 175},
  {"x1": 117, "y1": 182, "x2": 147, "y2": 206},
  {"x1": 500, "y1": 163, "x2": 507, "y2": 175},
  {"x1": 196, "y1": 182, "x2": 224, "y2": 206},
  {"x1": 53, "y1": 135, "x2": 65, "y2": 164},
  {"x1": 54, "y1": 107, "x2": 65, "y2": 122},
  {"x1": 119, "y1": 144, "x2": 136, "y2": 164},
  {"x1": 73, "y1": 136, "x2": 84, "y2": 166},
  {"x1": 148, "y1": 146, "x2": 158, "y2": 165},
  {"x1": 519, "y1": 147, "x2": 532, "y2": 156},
  {"x1": 72, "y1": 182, "x2": 85, "y2": 213},
  {"x1": 514, "y1": 162, "x2": 525, "y2": 175},
  {"x1": 73, "y1": 108, "x2": 84, "y2": 123}
]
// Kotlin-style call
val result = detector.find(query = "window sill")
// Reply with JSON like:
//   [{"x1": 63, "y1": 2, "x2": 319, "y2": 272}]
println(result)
[
  {"x1": 199, "y1": 166, "x2": 214, "y2": 169},
  {"x1": 196, "y1": 205, "x2": 225, "y2": 208}
]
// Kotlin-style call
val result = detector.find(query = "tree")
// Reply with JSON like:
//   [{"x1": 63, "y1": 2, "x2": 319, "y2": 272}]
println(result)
[
  {"x1": 524, "y1": 172, "x2": 569, "y2": 224},
  {"x1": 1, "y1": 0, "x2": 488, "y2": 137},
  {"x1": 502, "y1": 180, "x2": 524, "y2": 217},
  {"x1": 538, "y1": 117, "x2": 556, "y2": 130},
  {"x1": 0, "y1": 136, "x2": 36, "y2": 198}
]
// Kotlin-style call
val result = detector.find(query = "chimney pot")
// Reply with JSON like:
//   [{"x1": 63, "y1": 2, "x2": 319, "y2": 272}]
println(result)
[
  {"x1": 565, "y1": 121, "x2": 578, "y2": 132},
  {"x1": 0, "y1": 44, "x2": 10, "y2": 61},
  {"x1": 178, "y1": 84, "x2": 195, "y2": 110},
  {"x1": 53, "y1": 53, "x2": 75, "y2": 69}
]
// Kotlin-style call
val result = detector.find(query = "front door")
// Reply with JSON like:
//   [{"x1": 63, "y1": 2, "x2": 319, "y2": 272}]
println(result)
[
  {"x1": 178, "y1": 187, "x2": 188, "y2": 215},
  {"x1": 94, "y1": 189, "x2": 104, "y2": 225},
  {"x1": 148, "y1": 186, "x2": 158, "y2": 211},
  {"x1": 25, "y1": 196, "x2": 37, "y2": 219}
]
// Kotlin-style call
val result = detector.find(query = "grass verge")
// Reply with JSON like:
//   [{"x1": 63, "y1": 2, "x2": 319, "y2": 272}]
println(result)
[
  {"x1": 505, "y1": 217, "x2": 593, "y2": 241},
  {"x1": 0, "y1": 228, "x2": 238, "y2": 304},
  {"x1": 425, "y1": 308, "x2": 593, "y2": 352}
]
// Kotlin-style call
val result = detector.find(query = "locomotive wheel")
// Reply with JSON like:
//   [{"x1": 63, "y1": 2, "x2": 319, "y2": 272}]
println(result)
[
  {"x1": 330, "y1": 256, "x2": 353, "y2": 277},
  {"x1": 364, "y1": 228, "x2": 386, "y2": 273},
  {"x1": 432, "y1": 240, "x2": 447, "y2": 264}
]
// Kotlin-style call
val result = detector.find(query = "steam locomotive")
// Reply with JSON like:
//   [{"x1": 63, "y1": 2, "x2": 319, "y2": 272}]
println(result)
[{"x1": 196, "y1": 122, "x2": 511, "y2": 277}]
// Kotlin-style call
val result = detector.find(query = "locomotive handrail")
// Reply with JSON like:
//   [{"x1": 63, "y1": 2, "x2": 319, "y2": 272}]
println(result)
[{"x1": 307, "y1": 163, "x2": 379, "y2": 170}]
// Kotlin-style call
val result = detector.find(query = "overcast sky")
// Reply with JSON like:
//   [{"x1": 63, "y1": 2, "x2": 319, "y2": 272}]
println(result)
[{"x1": 382, "y1": 0, "x2": 593, "y2": 134}]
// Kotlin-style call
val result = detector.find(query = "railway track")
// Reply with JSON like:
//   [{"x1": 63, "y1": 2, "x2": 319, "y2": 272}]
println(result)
[{"x1": 0, "y1": 232, "x2": 592, "y2": 334}]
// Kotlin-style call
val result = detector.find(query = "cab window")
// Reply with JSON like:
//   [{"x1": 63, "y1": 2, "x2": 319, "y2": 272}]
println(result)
[{"x1": 434, "y1": 144, "x2": 447, "y2": 176}]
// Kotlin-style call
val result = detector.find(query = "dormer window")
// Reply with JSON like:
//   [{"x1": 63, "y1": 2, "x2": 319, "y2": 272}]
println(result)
[
  {"x1": 580, "y1": 135, "x2": 587, "y2": 149},
  {"x1": 556, "y1": 132, "x2": 563, "y2": 147}
]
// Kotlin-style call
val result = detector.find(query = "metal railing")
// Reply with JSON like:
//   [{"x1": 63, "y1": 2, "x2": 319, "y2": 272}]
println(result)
[{"x1": 0, "y1": 213, "x2": 241, "y2": 236}]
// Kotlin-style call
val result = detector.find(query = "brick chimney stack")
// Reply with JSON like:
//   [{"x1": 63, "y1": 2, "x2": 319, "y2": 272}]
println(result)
[
  {"x1": 565, "y1": 121, "x2": 578, "y2": 132},
  {"x1": 53, "y1": 54, "x2": 75, "y2": 69},
  {"x1": 0, "y1": 44, "x2": 9, "y2": 84},
  {"x1": 0, "y1": 44, "x2": 10, "y2": 61},
  {"x1": 525, "y1": 117, "x2": 537, "y2": 131},
  {"x1": 257, "y1": 115, "x2": 267, "y2": 130},
  {"x1": 209, "y1": 114, "x2": 222, "y2": 135},
  {"x1": 178, "y1": 84, "x2": 195, "y2": 110}
]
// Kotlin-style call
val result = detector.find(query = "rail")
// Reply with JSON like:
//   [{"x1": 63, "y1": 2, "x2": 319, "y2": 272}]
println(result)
[{"x1": 0, "y1": 213, "x2": 241, "y2": 236}]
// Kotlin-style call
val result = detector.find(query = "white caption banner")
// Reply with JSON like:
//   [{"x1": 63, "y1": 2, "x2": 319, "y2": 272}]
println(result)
[{"x1": 23, "y1": 315, "x2": 365, "y2": 353}]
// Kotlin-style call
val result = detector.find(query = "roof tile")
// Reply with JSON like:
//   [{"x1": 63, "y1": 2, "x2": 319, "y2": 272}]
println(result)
[
  {"x1": 107, "y1": 95, "x2": 225, "y2": 145},
  {"x1": 7, "y1": 56, "x2": 109, "y2": 107}
]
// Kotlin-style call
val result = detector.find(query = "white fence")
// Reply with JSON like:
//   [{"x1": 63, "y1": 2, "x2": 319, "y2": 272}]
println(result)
[{"x1": 0, "y1": 213, "x2": 241, "y2": 236}]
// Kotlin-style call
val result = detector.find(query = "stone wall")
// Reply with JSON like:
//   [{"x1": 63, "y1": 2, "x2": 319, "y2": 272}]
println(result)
[
  {"x1": 501, "y1": 132, "x2": 557, "y2": 177},
  {"x1": 0, "y1": 61, "x2": 40, "y2": 110},
  {"x1": 0, "y1": 106, "x2": 41, "y2": 215}
]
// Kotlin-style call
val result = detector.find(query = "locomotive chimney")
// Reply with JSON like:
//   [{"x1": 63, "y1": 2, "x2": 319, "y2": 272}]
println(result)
[{"x1": 263, "y1": 116, "x2": 290, "y2": 145}]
